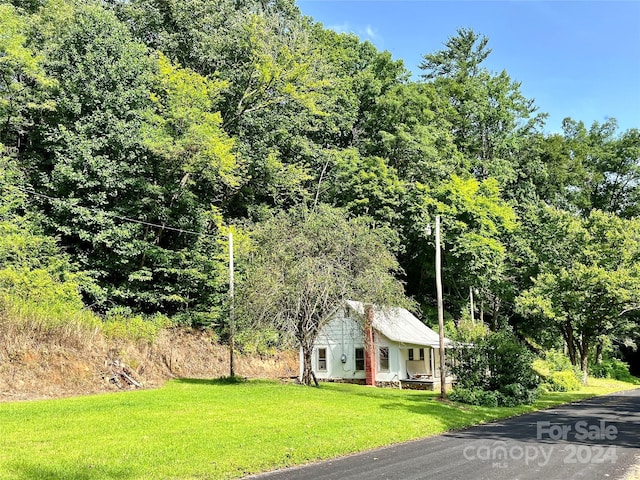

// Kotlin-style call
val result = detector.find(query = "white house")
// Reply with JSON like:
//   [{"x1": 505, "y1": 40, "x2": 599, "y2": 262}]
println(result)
[{"x1": 306, "y1": 300, "x2": 454, "y2": 389}]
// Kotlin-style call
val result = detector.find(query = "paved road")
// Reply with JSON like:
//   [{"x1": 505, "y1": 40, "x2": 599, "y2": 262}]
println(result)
[{"x1": 249, "y1": 388, "x2": 640, "y2": 480}]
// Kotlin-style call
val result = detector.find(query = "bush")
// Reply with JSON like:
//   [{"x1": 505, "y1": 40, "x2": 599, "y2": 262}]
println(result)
[
  {"x1": 235, "y1": 327, "x2": 283, "y2": 355},
  {"x1": 498, "y1": 383, "x2": 540, "y2": 406},
  {"x1": 449, "y1": 331, "x2": 540, "y2": 407},
  {"x1": 102, "y1": 310, "x2": 172, "y2": 344},
  {"x1": 547, "y1": 371, "x2": 582, "y2": 392},
  {"x1": 590, "y1": 359, "x2": 635, "y2": 382},
  {"x1": 533, "y1": 350, "x2": 582, "y2": 391},
  {"x1": 0, "y1": 267, "x2": 100, "y2": 332},
  {"x1": 532, "y1": 358, "x2": 551, "y2": 378},
  {"x1": 545, "y1": 350, "x2": 580, "y2": 374},
  {"x1": 0, "y1": 216, "x2": 101, "y2": 336},
  {"x1": 450, "y1": 386, "x2": 535, "y2": 408},
  {"x1": 484, "y1": 332, "x2": 539, "y2": 393}
]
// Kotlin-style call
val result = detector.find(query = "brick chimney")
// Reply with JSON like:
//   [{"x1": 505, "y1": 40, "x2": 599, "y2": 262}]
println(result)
[{"x1": 364, "y1": 303, "x2": 376, "y2": 387}]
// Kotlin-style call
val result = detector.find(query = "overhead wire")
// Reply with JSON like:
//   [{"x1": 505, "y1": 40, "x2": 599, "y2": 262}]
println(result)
[{"x1": 9, "y1": 185, "x2": 218, "y2": 238}]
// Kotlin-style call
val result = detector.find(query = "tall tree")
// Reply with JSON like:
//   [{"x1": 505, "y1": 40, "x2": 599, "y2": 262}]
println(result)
[
  {"x1": 322, "y1": 148, "x2": 405, "y2": 229},
  {"x1": 0, "y1": 3, "x2": 55, "y2": 151},
  {"x1": 239, "y1": 205, "x2": 408, "y2": 385},
  {"x1": 111, "y1": 0, "x2": 336, "y2": 216},
  {"x1": 363, "y1": 82, "x2": 464, "y2": 184},
  {"x1": 404, "y1": 175, "x2": 517, "y2": 322},
  {"x1": 556, "y1": 118, "x2": 640, "y2": 217},
  {"x1": 517, "y1": 209, "x2": 640, "y2": 383},
  {"x1": 10, "y1": 1, "x2": 241, "y2": 321},
  {"x1": 420, "y1": 28, "x2": 545, "y2": 189}
]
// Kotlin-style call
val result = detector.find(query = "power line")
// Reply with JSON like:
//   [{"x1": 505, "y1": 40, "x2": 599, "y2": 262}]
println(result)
[{"x1": 11, "y1": 186, "x2": 218, "y2": 238}]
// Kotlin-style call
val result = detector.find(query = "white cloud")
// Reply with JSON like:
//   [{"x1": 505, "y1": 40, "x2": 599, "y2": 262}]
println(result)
[
  {"x1": 326, "y1": 22, "x2": 351, "y2": 34},
  {"x1": 325, "y1": 22, "x2": 380, "y2": 42},
  {"x1": 364, "y1": 25, "x2": 377, "y2": 39}
]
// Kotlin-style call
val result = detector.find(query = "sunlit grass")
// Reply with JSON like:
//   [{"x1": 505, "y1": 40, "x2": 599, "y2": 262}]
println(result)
[{"x1": 0, "y1": 378, "x2": 636, "y2": 479}]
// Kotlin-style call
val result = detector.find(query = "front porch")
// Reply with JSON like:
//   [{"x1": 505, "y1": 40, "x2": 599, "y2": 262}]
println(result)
[
  {"x1": 400, "y1": 377, "x2": 455, "y2": 391},
  {"x1": 402, "y1": 353, "x2": 454, "y2": 391}
]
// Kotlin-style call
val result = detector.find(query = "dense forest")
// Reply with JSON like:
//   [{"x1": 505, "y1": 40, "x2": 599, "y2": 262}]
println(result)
[{"x1": 1, "y1": 0, "x2": 639, "y2": 381}]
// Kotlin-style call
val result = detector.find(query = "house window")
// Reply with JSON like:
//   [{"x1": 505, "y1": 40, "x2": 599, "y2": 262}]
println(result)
[
  {"x1": 408, "y1": 348, "x2": 414, "y2": 361},
  {"x1": 317, "y1": 348, "x2": 327, "y2": 371},
  {"x1": 419, "y1": 348, "x2": 425, "y2": 361},
  {"x1": 355, "y1": 348, "x2": 365, "y2": 371},
  {"x1": 379, "y1": 347, "x2": 389, "y2": 371}
]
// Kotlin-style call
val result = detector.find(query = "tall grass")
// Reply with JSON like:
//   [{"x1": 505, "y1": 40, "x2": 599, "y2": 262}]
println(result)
[
  {"x1": 0, "y1": 267, "x2": 171, "y2": 349},
  {"x1": 0, "y1": 266, "x2": 102, "y2": 352},
  {"x1": 102, "y1": 312, "x2": 172, "y2": 344}
]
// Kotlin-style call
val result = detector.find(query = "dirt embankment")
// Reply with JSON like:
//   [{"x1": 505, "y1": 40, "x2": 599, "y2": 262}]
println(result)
[{"x1": 0, "y1": 326, "x2": 298, "y2": 402}]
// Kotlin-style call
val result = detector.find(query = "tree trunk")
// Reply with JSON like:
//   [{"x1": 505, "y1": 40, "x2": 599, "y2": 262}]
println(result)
[
  {"x1": 595, "y1": 339, "x2": 603, "y2": 365},
  {"x1": 469, "y1": 286, "x2": 475, "y2": 324},
  {"x1": 579, "y1": 338, "x2": 589, "y2": 386},
  {"x1": 300, "y1": 341, "x2": 314, "y2": 386},
  {"x1": 562, "y1": 321, "x2": 577, "y2": 366},
  {"x1": 491, "y1": 297, "x2": 500, "y2": 331}
]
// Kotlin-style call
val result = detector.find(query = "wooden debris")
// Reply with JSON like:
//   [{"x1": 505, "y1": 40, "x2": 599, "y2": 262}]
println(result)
[{"x1": 102, "y1": 359, "x2": 143, "y2": 389}]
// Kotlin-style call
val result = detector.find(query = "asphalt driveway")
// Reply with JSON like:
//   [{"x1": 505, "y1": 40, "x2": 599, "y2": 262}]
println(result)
[{"x1": 248, "y1": 388, "x2": 640, "y2": 480}]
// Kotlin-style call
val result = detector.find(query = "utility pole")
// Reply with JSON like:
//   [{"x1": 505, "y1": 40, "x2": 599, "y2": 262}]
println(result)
[
  {"x1": 434, "y1": 215, "x2": 446, "y2": 399},
  {"x1": 229, "y1": 231, "x2": 235, "y2": 378}
]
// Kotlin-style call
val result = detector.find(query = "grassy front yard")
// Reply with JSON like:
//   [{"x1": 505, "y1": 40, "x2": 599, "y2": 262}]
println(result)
[{"x1": 0, "y1": 378, "x2": 636, "y2": 479}]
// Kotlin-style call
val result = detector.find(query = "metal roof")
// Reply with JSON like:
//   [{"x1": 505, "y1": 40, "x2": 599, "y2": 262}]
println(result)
[{"x1": 344, "y1": 300, "x2": 452, "y2": 348}]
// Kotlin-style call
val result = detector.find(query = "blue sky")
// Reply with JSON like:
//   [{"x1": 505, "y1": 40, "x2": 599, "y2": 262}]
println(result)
[{"x1": 296, "y1": 1, "x2": 640, "y2": 134}]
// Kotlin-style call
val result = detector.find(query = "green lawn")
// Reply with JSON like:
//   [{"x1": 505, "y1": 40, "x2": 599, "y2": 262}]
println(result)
[{"x1": 0, "y1": 378, "x2": 636, "y2": 480}]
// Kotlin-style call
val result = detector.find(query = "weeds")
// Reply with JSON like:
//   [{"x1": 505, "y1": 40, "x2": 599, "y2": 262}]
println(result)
[{"x1": 102, "y1": 312, "x2": 172, "y2": 344}]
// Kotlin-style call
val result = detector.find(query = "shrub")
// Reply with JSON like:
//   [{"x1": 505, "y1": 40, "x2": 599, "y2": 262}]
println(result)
[
  {"x1": 545, "y1": 350, "x2": 578, "y2": 373},
  {"x1": 102, "y1": 311, "x2": 172, "y2": 344},
  {"x1": 498, "y1": 383, "x2": 539, "y2": 406},
  {"x1": 235, "y1": 327, "x2": 283, "y2": 355},
  {"x1": 477, "y1": 389, "x2": 500, "y2": 407},
  {"x1": 533, "y1": 350, "x2": 582, "y2": 391},
  {"x1": 451, "y1": 317, "x2": 490, "y2": 343},
  {"x1": 0, "y1": 267, "x2": 100, "y2": 332},
  {"x1": 449, "y1": 331, "x2": 540, "y2": 407},
  {"x1": 484, "y1": 332, "x2": 539, "y2": 393},
  {"x1": 547, "y1": 371, "x2": 582, "y2": 392},
  {"x1": 532, "y1": 358, "x2": 551, "y2": 378},
  {"x1": 590, "y1": 359, "x2": 635, "y2": 382}
]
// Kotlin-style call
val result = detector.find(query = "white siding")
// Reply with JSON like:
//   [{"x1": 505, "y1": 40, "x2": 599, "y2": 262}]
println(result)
[
  {"x1": 311, "y1": 305, "x2": 448, "y2": 383},
  {"x1": 374, "y1": 333, "x2": 400, "y2": 382},
  {"x1": 312, "y1": 308, "x2": 366, "y2": 381}
]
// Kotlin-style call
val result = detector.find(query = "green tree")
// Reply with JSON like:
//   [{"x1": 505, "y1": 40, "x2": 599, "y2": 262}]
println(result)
[
  {"x1": 111, "y1": 0, "x2": 336, "y2": 216},
  {"x1": 0, "y1": 146, "x2": 97, "y2": 329},
  {"x1": 363, "y1": 82, "x2": 464, "y2": 184},
  {"x1": 517, "y1": 209, "x2": 640, "y2": 383},
  {"x1": 0, "y1": 3, "x2": 55, "y2": 150},
  {"x1": 405, "y1": 175, "x2": 517, "y2": 322},
  {"x1": 420, "y1": 28, "x2": 545, "y2": 188},
  {"x1": 9, "y1": 1, "x2": 239, "y2": 322},
  {"x1": 322, "y1": 148, "x2": 405, "y2": 229},
  {"x1": 141, "y1": 53, "x2": 240, "y2": 193},
  {"x1": 553, "y1": 118, "x2": 640, "y2": 217},
  {"x1": 239, "y1": 205, "x2": 408, "y2": 385},
  {"x1": 450, "y1": 330, "x2": 540, "y2": 407}
]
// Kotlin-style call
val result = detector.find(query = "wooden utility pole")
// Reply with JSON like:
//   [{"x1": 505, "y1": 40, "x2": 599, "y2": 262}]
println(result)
[
  {"x1": 435, "y1": 216, "x2": 446, "y2": 399},
  {"x1": 229, "y1": 231, "x2": 236, "y2": 378}
]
